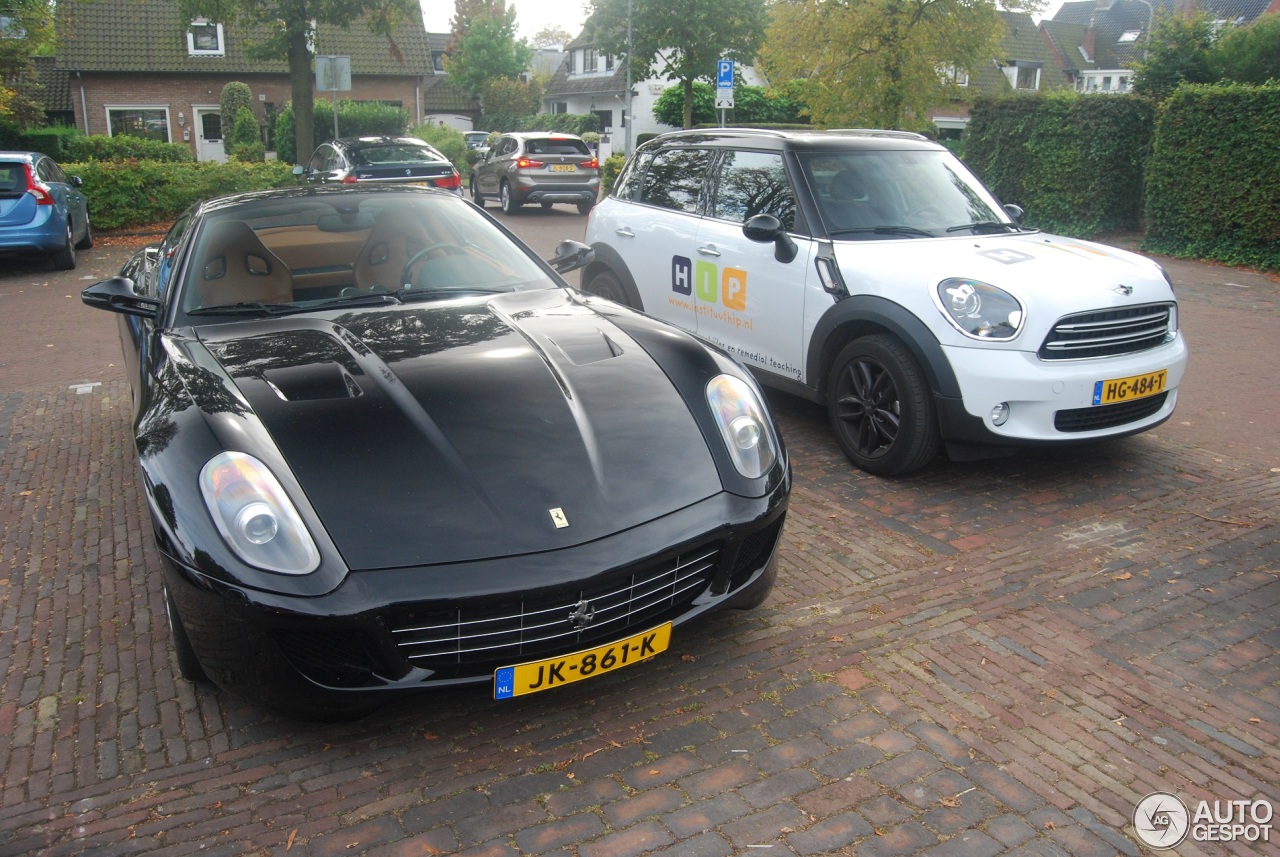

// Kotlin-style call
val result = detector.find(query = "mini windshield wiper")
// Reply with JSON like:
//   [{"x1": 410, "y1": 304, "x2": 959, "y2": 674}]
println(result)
[
  {"x1": 828, "y1": 225, "x2": 934, "y2": 238},
  {"x1": 945, "y1": 221, "x2": 1020, "y2": 234},
  {"x1": 187, "y1": 301, "x2": 303, "y2": 316}
]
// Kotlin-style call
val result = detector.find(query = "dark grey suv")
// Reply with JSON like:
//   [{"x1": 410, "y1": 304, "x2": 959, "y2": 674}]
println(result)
[{"x1": 470, "y1": 132, "x2": 599, "y2": 215}]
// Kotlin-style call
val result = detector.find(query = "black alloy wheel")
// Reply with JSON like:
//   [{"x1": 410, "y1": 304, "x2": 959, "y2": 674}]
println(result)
[{"x1": 827, "y1": 335, "x2": 939, "y2": 476}]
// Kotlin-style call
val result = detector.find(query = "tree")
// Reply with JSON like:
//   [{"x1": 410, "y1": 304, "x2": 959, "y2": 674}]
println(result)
[
  {"x1": 442, "y1": 0, "x2": 532, "y2": 98},
  {"x1": 759, "y1": 0, "x2": 1022, "y2": 130},
  {"x1": 178, "y1": 0, "x2": 418, "y2": 163},
  {"x1": 531, "y1": 25, "x2": 574, "y2": 48},
  {"x1": 1131, "y1": 12, "x2": 1218, "y2": 102},
  {"x1": 1212, "y1": 14, "x2": 1280, "y2": 85},
  {"x1": 482, "y1": 77, "x2": 543, "y2": 115},
  {"x1": 0, "y1": 0, "x2": 55, "y2": 125},
  {"x1": 589, "y1": 0, "x2": 768, "y2": 129}
]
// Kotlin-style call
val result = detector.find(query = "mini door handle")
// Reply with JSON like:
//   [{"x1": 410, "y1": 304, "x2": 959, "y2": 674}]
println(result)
[
  {"x1": 615, "y1": 228, "x2": 635, "y2": 238},
  {"x1": 697, "y1": 245, "x2": 721, "y2": 257}
]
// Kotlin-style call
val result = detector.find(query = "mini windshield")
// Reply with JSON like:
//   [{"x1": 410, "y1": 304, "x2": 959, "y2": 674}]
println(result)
[
  {"x1": 179, "y1": 190, "x2": 559, "y2": 318},
  {"x1": 798, "y1": 150, "x2": 1015, "y2": 239}
]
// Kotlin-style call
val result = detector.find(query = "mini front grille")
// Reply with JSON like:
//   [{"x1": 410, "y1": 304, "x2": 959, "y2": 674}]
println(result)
[
  {"x1": 389, "y1": 546, "x2": 721, "y2": 668},
  {"x1": 1054, "y1": 392, "x2": 1168, "y2": 432},
  {"x1": 1039, "y1": 304, "x2": 1174, "y2": 360}
]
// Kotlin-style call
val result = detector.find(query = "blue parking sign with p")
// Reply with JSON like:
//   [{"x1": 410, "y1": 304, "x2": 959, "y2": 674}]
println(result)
[{"x1": 718, "y1": 60, "x2": 733, "y2": 87}]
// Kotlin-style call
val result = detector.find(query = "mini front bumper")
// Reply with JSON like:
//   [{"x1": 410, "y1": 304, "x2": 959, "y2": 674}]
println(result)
[{"x1": 161, "y1": 484, "x2": 788, "y2": 718}]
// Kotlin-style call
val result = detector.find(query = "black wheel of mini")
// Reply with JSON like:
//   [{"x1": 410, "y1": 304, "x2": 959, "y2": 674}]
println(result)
[
  {"x1": 51, "y1": 220, "x2": 76, "y2": 270},
  {"x1": 500, "y1": 181, "x2": 521, "y2": 215},
  {"x1": 469, "y1": 176, "x2": 485, "y2": 207},
  {"x1": 164, "y1": 585, "x2": 208, "y2": 682},
  {"x1": 584, "y1": 270, "x2": 630, "y2": 307},
  {"x1": 827, "y1": 335, "x2": 939, "y2": 476}
]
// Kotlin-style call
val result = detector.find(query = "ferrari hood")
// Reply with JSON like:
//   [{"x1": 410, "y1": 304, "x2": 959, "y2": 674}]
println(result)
[{"x1": 196, "y1": 289, "x2": 723, "y2": 570}]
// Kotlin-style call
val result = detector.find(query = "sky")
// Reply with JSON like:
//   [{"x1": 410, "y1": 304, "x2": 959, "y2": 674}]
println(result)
[{"x1": 419, "y1": 0, "x2": 592, "y2": 42}]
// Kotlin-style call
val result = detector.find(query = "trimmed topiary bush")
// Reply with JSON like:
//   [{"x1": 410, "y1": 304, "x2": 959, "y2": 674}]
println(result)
[{"x1": 64, "y1": 134, "x2": 193, "y2": 163}]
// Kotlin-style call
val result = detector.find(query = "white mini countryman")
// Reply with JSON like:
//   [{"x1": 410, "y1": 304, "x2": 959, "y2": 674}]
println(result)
[{"x1": 581, "y1": 128, "x2": 1187, "y2": 476}]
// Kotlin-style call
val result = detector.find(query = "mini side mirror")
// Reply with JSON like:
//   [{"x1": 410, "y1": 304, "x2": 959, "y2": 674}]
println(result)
[
  {"x1": 743, "y1": 213, "x2": 798, "y2": 263},
  {"x1": 1004, "y1": 203, "x2": 1025, "y2": 225}
]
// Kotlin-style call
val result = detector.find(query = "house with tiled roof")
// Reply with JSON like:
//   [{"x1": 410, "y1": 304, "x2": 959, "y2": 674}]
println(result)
[
  {"x1": 55, "y1": 0, "x2": 436, "y2": 161},
  {"x1": 11, "y1": 56, "x2": 75, "y2": 128},
  {"x1": 930, "y1": 11, "x2": 1072, "y2": 136},
  {"x1": 1047, "y1": 0, "x2": 1278, "y2": 93}
]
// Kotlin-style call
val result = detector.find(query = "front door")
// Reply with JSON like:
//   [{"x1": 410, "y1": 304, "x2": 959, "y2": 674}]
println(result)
[{"x1": 194, "y1": 107, "x2": 226, "y2": 162}]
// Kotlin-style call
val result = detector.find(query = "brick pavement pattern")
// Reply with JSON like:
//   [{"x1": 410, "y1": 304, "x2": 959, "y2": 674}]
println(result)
[{"x1": 0, "y1": 240, "x2": 1277, "y2": 856}]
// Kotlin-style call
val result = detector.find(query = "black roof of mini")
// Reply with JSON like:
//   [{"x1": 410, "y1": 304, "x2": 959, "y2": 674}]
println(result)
[{"x1": 641, "y1": 128, "x2": 945, "y2": 153}]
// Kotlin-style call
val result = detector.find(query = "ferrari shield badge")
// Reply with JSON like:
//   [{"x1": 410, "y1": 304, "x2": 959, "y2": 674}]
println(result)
[{"x1": 549, "y1": 507, "x2": 569, "y2": 529}]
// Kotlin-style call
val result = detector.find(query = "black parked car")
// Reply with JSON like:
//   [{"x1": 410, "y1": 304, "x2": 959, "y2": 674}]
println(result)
[
  {"x1": 82, "y1": 186, "x2": 789, "y2": 718},
  {"x1": 296, "y1": 136, "x2": 463, "y2": 195}
]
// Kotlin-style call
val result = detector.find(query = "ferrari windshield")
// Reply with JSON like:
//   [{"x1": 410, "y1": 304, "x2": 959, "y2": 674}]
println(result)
[
  {"x1": 798, "y1": 149, "x2": 1017, "y2": 239},
  {"x1": 179, "y1": 189, "x2": 558, "y2": 317}
]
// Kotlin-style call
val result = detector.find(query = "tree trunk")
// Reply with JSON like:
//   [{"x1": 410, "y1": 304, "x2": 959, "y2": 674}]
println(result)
[
  {"x1": 683, "y1": 78, "x2": 694, "y2": 129},
  {"x1": 288, "y1": 25, "x2": 315, "y2": 163}
]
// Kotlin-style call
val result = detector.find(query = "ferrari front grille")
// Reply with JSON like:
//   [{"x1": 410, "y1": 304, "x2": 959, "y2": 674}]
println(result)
[{"x1": 389, "y1": 546, "x2": 721, "y2": 667}]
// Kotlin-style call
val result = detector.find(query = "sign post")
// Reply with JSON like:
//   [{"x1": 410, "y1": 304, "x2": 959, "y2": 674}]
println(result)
[
  {"x1": 716, "y1": 59, "x2": 734, "y2": 127},
  {"x1": 315, "y1": 55, "x2": 352, "y2": 141}
]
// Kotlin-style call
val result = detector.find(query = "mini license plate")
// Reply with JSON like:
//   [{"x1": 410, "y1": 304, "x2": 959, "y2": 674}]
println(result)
[
  {"x1": 494, "y1": 623, "x2": 671, "y2": 699},
  {"x1": 549, "y1": 164, "x2": 577, "y2": 172},
  {"x1": 1092, "y1": 369, "x2": 1168, "y2": 405}
]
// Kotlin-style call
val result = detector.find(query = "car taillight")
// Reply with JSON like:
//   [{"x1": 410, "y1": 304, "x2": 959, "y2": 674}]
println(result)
[
  {"x1": 516, "y1": 157, "x2": 545, "y2": 169},
  {"x1": 341, "y1": 174, "x2": 359, "y2": 184},
  {"x1": 25, "y1": 164, "x2": 53, "y2": 205},
  {"x1": 434, "y1": 171, "x2": 461, "y2": 190},
  {"x1": 584, "y1": 158, "x2": 599, "y2": 170}
]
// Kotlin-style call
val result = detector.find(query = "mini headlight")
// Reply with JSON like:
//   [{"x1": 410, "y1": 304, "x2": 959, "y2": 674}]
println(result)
[
  {"x1": 706, "y1": 374, "x2": 779, "y2": 479},
  {"x1": 936, "y1": 278, "x2": 1024, "y2": 341},
  {"x1": 200, "y1": 451, "x2": 320, "y2": 574}
]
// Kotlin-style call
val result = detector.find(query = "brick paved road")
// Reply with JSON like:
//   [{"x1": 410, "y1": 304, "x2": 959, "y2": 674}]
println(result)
[{"x1": 1, "y1": 229, "x2": 1277, "y2": 857}]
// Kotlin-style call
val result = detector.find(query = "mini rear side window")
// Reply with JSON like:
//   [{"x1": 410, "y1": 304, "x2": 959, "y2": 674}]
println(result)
[{"x1": 640, "y1": 148, "x2": 712, "y2": 214}]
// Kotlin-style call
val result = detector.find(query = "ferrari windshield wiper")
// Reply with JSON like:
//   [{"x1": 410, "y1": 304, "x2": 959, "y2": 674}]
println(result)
[
  {"x1": 187, "y1": 301, "x2": 303, "y2": 316},
  {"x1": 828, "y1": 225, "x2": 934, "y2": 238},
  {"x1": 397, "y1": 286, "x2": 516, "y2": 302},
  {"x1": 309, "y1": 292, "x2": 403, "y2": 309},
  {"x1": 945, "y1": 221, "x2": 1020, "y2": 234}
]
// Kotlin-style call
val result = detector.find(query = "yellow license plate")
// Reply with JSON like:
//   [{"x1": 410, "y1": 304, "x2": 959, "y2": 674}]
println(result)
[
  {"x1": 494, "y1": 623, "x2": 671, "y2": 699},
  {"x1": 1093, "y1": 369, "x2": 1167, "y2": 405},
  {"x1": 549, "y1": 164, "x2": 577, "y2": 172}
]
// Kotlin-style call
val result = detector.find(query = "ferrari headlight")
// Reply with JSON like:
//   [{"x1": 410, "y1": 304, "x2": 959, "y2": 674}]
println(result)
[
  {"x1": 936, "y1": 278, "x2": 1023, "y2": 341},
  {"x1": 200, "y1": 451, "x2": 320, "y2": 574},
  {"x1": 706, "y1": 374, "x2": 778, "y2": 479}
]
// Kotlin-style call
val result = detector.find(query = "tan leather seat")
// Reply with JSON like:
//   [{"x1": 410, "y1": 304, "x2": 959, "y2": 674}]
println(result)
[
  {"x1": 353, "y1": 206, "x2": 437, "y2": 292},
  {"x1": 195, "y1": 220, "x2": 293, "y2": 307}
]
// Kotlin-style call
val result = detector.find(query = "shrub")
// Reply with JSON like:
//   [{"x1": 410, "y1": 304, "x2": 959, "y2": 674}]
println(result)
[
  {"x1": 64, "y1": 134, "x2": 193, "y2": 163},
  {"x1": 408, "y1": 122, "x2": 468, "y2": 174},
  {"x1": 226, "y1": 106, "x2": 264, "y2": 162},
  {"x1": 273, "y1": 100, "x2": 409, "y2": 163},
  {"x1": 220, "y1": 82, "x2": 254, "y2": 134},
  {"x1": 66, "y1": 160, "x2": 296, "y2": 230},
  {"x1": 473, "y1": 113, "x2": 600, "y2": 136},
  {"x1": 600, "y1": 153, "x2": 627, "y2": 196}
]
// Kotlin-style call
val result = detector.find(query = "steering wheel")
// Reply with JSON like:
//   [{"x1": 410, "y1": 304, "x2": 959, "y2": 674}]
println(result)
[{"x1": 400, "y1": 243, "x2": 466, "y2": 289}]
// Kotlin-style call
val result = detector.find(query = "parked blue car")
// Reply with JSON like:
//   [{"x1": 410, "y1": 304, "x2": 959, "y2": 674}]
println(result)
[{"x1": 0, "y1": 151, "x2": 93, "y2": 270}]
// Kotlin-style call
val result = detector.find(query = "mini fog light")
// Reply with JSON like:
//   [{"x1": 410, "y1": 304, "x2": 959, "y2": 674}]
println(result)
[{"x1": 990, "y1": 402, "x2": 1010, "y2": 426}]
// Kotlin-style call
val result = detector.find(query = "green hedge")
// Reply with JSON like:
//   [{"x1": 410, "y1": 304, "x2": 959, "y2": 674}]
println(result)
[
  {"x1": 964, "y1": 92, "x2": 1153, "y2": 237},
  {"x1": 66, "y1": 160, "x2": 296, "y2": 230},
  {"x1": 273, "y1": 100, "x2": 411, "y2": 163},
  {"x1": 473, "y1": 113, "x2": 600, "y2": 136},
  {"x1": 0, "y1": 125, "x2": 82, "y2": 159},
  {"x1": 65, "y1": 134, "x2": 194, "y2": 163},
  {"x1": 1143, "y1": 82, "x2": 1280, "y2": 270}
]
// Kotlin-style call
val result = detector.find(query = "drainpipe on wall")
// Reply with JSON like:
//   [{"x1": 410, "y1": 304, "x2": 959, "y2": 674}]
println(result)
[
  {"x1": 416, "y1": 78, "x2": 423, "y2": 125},
  {"x1": 76, "y1": 72, "x2": 90, "y2": 134}
]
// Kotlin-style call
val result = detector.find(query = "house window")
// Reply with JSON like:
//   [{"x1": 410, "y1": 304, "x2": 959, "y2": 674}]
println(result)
[
  {"x1": 593, "y1": 109, "x2": 613, "y2": 131},
  {"x1": 551, "y1": 101, "x2": 568, "y2": 114},
  {"x1": 584, "y1": 47, "x2": 597, "y2": 72},
  {"x1": 569, "y1": 51, "x2": 578, "y2": 74},
  {"x1": 187, "y1": 20, "x2": 225, "y2": 56},
  {"x1": 939, "y1": 65, "x2": 969, "y2": 87},
  {"x1": 107, "y1": 107, "x2": 171, "y2": 142},
  {"x1": 605, "y1": 54, "x2": 614, "y2": 71},
  {"x1": 1003, "y1": 61, "x2": 1041, "y2": 91},
  {"x1": 432, "y1": 51, "x2": 446, "y2": 72},
  {"x1": 0, "y1": 15, "x2": 26, "y2": 37}
]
